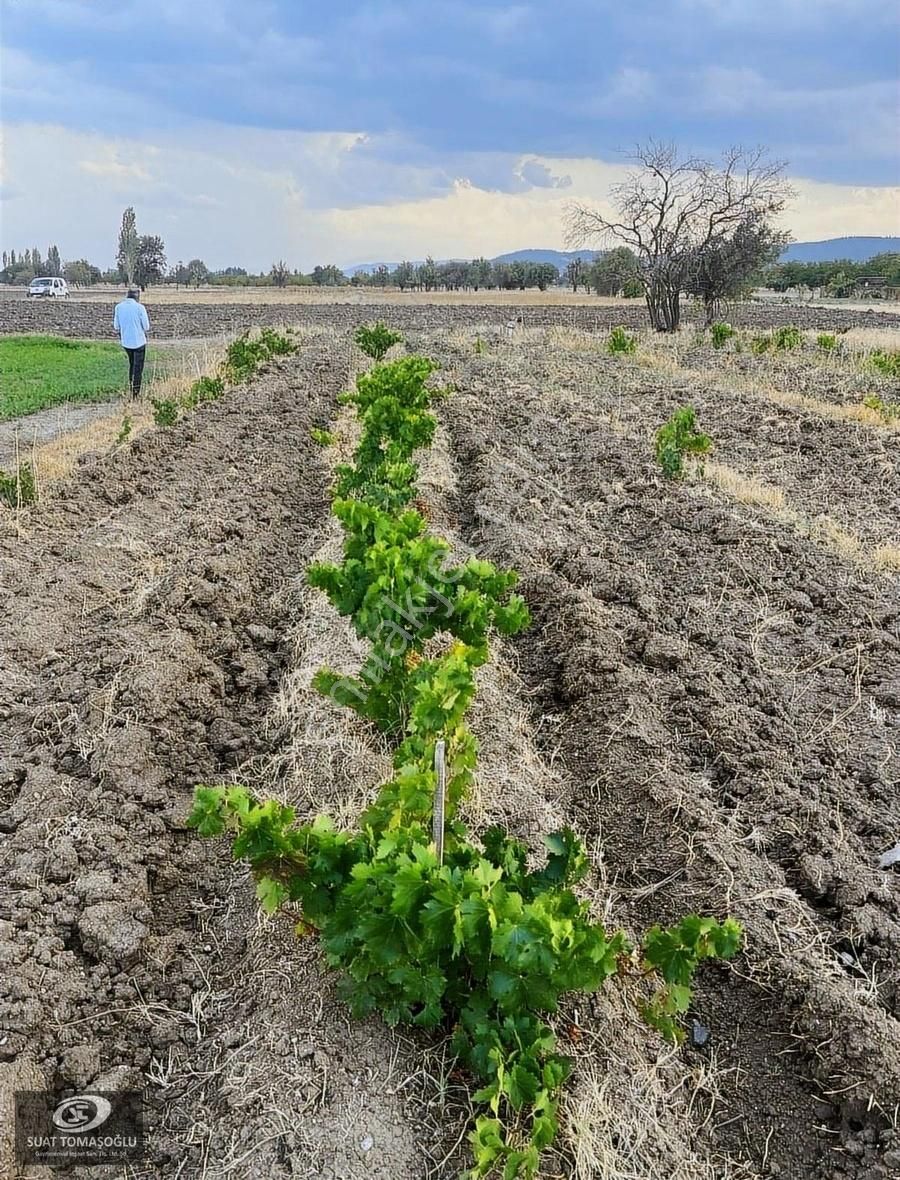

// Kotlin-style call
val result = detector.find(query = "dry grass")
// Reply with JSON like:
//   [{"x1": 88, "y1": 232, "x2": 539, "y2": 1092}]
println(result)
[
  {"x1": 34, "y1": 405, "x2": 153, "y2": 481},
  {"x1": 830, "y1": 326, "x2": 900, "y2": 354},
  {"x1": 544, "y1": 325, "x2": 609, "y2": 353},
  {"x1": 871, "y1": 544, "x2": 900, "y2": 572},
  {"x1": 560, "y1": 1035, "x2": 757, "y2": 1180},
  {"x1": 703, "y1": 462, "x2": 786, "y2": 511},
  {"x1": 760, "y1": 384, "x2": 899, "y2": 431},
  {"x1": 810, "y1": 515, "x2": 865, "y2": 563},
  {"x1": 700, "y1": 464, "x2": 897, "y2": 576}
]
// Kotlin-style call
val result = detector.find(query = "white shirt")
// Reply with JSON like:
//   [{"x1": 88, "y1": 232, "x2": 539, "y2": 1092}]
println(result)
[{"x1": 113, "y1": 298, "x2": 150, "y2": 348}]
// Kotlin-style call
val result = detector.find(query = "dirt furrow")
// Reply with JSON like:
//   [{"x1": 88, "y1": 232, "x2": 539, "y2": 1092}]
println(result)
[
  {"x1": 439, "y1": 369, "x2": 900, "y2": 1180},
  {"x1": 0, "y1": 347, "x2": 340, "y2": 1177}
]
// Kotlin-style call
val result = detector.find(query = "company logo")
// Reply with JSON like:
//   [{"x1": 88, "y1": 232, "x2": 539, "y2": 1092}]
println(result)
[{"x1": 51, "y1": 1095, "x2": 113, "y2": 1133}]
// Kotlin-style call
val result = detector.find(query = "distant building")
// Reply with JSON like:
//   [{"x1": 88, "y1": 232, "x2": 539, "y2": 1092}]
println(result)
[{"x1": 852, "y1": 275, "x2": 892, "y2": 298}]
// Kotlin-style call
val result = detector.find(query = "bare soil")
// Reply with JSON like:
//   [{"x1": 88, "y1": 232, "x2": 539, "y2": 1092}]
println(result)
[
  {"x1": 2, "y1": 297, "x2": 897, "y2": 341},
  {"x1": 427, "y1": 327, "x2": 900, "y2": 1180},
  {"x1": 0, "y1": 325, "x2": 898, "y2": 1180}
]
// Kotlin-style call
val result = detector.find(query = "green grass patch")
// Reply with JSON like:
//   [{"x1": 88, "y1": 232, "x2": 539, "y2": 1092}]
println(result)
[{"x1": 0, "y1": 335, "x2": 141, "y2": 420}]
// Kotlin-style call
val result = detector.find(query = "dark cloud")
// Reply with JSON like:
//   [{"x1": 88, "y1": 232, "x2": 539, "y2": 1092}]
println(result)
[{"x1": 2, "y1": 0, "x2": 898, "y2": 186}]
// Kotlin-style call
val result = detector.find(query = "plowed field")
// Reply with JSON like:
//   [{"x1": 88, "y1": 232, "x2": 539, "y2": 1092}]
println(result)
[{"x1": 1, "y1": 325, "x2": 897, "y2": 1179}]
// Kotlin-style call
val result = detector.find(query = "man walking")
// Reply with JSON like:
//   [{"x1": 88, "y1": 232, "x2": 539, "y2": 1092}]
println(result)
[{"x1": 113, "y1": 288, "x2": 150, "y2": 398}]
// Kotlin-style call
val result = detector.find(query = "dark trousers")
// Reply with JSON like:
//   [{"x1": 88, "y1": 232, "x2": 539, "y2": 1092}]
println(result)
[{"x1": 124, "y1": 345, "x2": 146, "y2": 397}]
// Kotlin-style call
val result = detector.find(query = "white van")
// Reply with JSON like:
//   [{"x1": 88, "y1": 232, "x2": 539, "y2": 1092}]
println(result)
[{"x1": 27, "y1": 277, "x2": 69, "y2": 298}]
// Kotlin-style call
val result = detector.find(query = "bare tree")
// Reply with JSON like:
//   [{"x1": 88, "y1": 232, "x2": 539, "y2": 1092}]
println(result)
[{"x1": 567, "y1": 142, "x2": 791, "y2": 331}]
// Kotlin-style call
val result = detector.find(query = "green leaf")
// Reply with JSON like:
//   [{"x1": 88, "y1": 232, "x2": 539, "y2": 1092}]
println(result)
[
  {"x1": 505, "y1": 1063, "x2": 540, "y2": 1111},
  {"x1": 257, "y1": 876, "x2": 288, "y2": 914}
]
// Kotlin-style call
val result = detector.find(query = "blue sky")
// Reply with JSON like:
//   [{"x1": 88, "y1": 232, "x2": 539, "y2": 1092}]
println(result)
[{"x1": 2, "y1": 0, "x2": 898, "y2": 267}]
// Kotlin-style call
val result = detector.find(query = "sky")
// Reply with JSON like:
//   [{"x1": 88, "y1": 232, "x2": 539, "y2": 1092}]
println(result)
[{"x1": 1, "y1": 0, "x2": 898, "y2": 270}]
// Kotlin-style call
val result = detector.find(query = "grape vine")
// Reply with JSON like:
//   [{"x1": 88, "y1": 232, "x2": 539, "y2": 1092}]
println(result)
[{"x1": 189, "y1": 343, "x2": 741, "y2": 1178}]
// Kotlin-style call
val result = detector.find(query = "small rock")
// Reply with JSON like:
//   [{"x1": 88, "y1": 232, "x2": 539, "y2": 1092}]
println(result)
[
  {"x1": 45, "y1": 838, "x2": 79, "y2": 883},
  {"x1": 73, "y1": 871, "x2": 117, "y2": 905},
  {"x1": 246, "y1": 624, "x2": 278, "y2": 646},
  {"x1": 360, "y1": 1135, "x2": 374, "y2": 1153},
  {"x1": 77, "y1": 903, "x2": 148, "y2": 967},
  {"x1": 642, "y1": 634, "x2": 688, "y2": 671},
  {"x1": 690, "y1": 1021, "x2": 710, "y2": 1048},
  {"x1": 60, "y1": 1043, "x2": 101, "y2": 1087},
  {"x1": 878, "y1": 843, "x2": 900, "y2": 869},
  {"x1": 93, "y1": 1064, "x2": 142, "y2": 1092}
]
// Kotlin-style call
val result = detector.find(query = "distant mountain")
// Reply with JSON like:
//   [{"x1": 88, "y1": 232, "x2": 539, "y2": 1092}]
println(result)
[
  {"x1": 346, "y1": 261, "x2": 409, "y2": 275},
  {"x1": 780, "y1": 237, "x2": 900, "y2": 263},
  {"x1": 490, "y1": 248, "x2": 599, "y2": 268}
]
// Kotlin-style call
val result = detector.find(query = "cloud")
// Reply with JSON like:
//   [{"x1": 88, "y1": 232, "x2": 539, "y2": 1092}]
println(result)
[
  {"x1": 1, "y1": 1, "x2": 897, "y2": 264},
  {"x1": 516, "y1": 160, "x2": 572, "y2": 189},
  {"x1": 79, "y1": 159, "x2": 153, "y2": 183},
  {"x1": 3, "y1": 1, "x2": 897, "y2": 184},
  {"x1": 2, "y1": 122, "x2": 896, "y2": 272}
]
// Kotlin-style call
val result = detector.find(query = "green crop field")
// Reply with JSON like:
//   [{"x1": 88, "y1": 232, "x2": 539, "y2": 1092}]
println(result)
[{"x1": 0, "y1": 335, "x2": 140, "y2": 420}]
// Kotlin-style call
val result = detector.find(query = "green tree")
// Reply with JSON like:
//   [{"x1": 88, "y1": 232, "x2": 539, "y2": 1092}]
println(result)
[
  {"x1": 134, "y1": 235, "x2": 167, "y2": 287},
  {"x1": 46, "y1": 245, "x2": 62, "y2": 277},
  {"x1": 311, "y1": 264, "x2": 347, "y2": 286},
  {"x1": 529, "y1": 262, "x2": 559, "y2": 291},
  {"x1": 470, "y1": 257, "x2": 492, "y2": 290},
  {"x1": 32, "y1": 246, "x2": 43, "y2": 273},
  {"x1": 64, "y1": 259, "x2": 102, "y2": 286},
  {"x1": 418, "y1": 256, "x2": 438, "y2": 291},
  {"x1": 687, "y1": 215, "x2": 790, "y2": 323},
  {"x1": 270, "y1": 260, "x2": 289, "y2": 287},
  {"x1": 117, "y1": 206, "x2": 139, "y2": 284},
  {"x1": 565, "y1": 258, "x2": 584, "y2": 292},
  {"x1": 589, "y1": 247, "x2": 640, "y2": 296},
  {"x1": 493, "y1": 262, "x2": 514, "y2": 289},
  {"x1": 867, "y1": 252, "x2": 900, "y2": 286},
  {"x1": 393, "y1": 260, "x2": 416, "y2": 290},
  {"x1": 438, "y1": 260, "x2": 469, "y2": 290},
  {"x1": 184, "y1": 258, "x2": 209, "y2": 287}
]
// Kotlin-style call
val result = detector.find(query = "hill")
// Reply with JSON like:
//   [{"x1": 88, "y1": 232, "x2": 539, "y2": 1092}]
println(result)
[
  {"x1": 780, "y1": 236, "x2": 900, "y2": 262},
  {"x1": 490, "y1": 248, "x2": 599, "y2": 268}
]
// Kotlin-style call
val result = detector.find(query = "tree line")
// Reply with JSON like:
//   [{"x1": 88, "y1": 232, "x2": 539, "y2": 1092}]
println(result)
[
  {"x1": 762, "y1": 254, "x2": 900, "y2": 296},
  {"x1": 269, "y1": 257, "x2": 562, "y2": 291},
  {"x1": 1, "y1": 245, "x2": 63, "y2": 284}
]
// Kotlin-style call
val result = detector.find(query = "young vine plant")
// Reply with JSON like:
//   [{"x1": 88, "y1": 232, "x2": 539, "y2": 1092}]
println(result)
[
  {"x1": 355, "y1": 321, "x2": 404, "y2": 362},
  {"x1": 189, "y1": 343, "x2": 741, "y2": 1178},
  {"x1": 655, "y1": 405, "x2": 712, "y2": 479}
]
